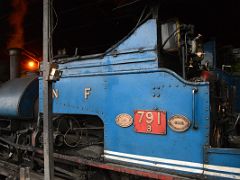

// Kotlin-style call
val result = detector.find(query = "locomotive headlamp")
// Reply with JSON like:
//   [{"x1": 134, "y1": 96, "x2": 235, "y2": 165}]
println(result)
[
  {"x1": 28, "y1": 61, "x2": 35, "y2": 68},
  {"x1": 21, "y1": 58, "x2": 39, "y2": 72},
  {"x1": 27, "y1": 60, "x2": 39, "y2": 70}
]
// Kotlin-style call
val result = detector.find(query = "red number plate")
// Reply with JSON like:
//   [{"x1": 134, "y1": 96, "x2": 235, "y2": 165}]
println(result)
[{"x1": 134, "y1": 110, "x2": 166, "y2": 134}]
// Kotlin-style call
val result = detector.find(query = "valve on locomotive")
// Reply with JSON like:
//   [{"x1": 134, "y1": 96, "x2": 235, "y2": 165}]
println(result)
[
  {"x1": 160, "y1": 21, "x2": 205, "y2": 81},
  {"x1": 179, "y1": 25, "x2": 205, "y2": 80}
]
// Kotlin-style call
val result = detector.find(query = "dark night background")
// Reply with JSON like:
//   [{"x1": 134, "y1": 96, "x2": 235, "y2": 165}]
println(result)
[{"x1": 0, "y1": 0, "x2": 240, "y2": 81}]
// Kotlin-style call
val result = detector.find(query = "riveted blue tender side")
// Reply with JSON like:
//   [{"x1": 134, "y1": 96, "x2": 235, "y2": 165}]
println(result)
[{"x1": 39, "y1": 69, "x2": 210, "y2": 177}]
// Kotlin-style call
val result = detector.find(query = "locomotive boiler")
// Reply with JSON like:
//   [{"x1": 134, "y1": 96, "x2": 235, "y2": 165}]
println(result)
[{"x1": 0, "y1": 6, "x2": 239, "y2": 180}]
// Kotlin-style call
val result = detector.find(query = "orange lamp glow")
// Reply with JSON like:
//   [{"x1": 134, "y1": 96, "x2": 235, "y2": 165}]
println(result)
[
  {"x1": 28, "y1": 61, "x2": 35, "y2": 68},
  {"x1": 26, "y1": 60, "x2": 39, "y2": 71}
]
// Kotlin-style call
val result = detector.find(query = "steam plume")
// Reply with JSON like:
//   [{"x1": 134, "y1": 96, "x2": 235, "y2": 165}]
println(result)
[{"x1": 7, "y1": 0, "x2": 27, "y2": 48}]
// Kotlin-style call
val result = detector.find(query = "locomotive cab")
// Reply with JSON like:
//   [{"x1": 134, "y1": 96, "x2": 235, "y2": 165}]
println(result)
[{"x1": 38, "y1": 7, "x2": 240, "y2": 178}]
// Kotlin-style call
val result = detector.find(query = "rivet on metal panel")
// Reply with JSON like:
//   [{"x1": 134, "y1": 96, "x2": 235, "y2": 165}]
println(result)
[
  {"x1": 157, "y1": 87, "x2": 160, "y2": 89},
  {"x1": 157, "y1": 94, "x2": 160, "y2": 97},
  {"x1": 138, "y1": 48, "x2": 144, "y2": 53},
  {"x1": 153, "y1": 87, "x2": 156, "y2": 90},
  {"x1": 152, "y1": 94, "x2": 155, "y2": 97},
  {"x1": 111, "y1": 50, "x2": 118, "y2": 57}
]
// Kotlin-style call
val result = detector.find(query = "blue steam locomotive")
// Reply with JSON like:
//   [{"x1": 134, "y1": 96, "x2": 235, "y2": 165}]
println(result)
[{"x1": 0, "y1": 11, "x2": 239, "y2": 180}]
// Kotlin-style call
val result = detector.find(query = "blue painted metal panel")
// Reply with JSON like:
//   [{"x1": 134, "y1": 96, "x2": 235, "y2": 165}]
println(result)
[
  {"x1": 59, "y1": 51, "x2": 158, "y2": 77},
  {"x1": 56, "y1": 19, "x2": 159, "y2": 77},
  {"x1": 206, "y1": 148, "x2": 240, "y2": 179},
  {"x1": 207, "y1": 148, "x2": 240, "y2": 168},
  {"x1": 112, "y1": 19, "x2": 157, "y2": 53},
  {"x1": 39, "y1": 69, "x2": 209, "y2": 177}
]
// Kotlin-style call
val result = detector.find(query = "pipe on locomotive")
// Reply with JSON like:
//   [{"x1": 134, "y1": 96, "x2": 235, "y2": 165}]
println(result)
[{"x1": 9, "y1": 48, "x2": 22, "y2": 80}]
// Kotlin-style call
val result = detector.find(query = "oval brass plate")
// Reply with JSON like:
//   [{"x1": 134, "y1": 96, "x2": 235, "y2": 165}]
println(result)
[
  {"x1": 168, "y1": 115, "x2": 191, "y2": 132},
  {"x1": 115, "y1": 113, "x2": 133, "y2": 128}
]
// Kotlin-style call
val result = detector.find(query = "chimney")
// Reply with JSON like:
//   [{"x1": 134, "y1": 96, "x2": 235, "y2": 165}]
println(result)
[{"x1": 9, "y1": 48, "x2": 21, "y2": 80}]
